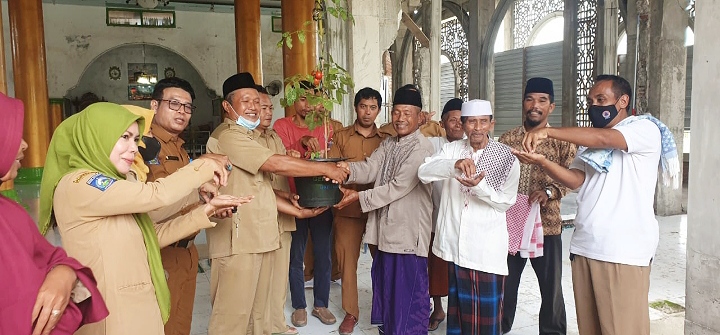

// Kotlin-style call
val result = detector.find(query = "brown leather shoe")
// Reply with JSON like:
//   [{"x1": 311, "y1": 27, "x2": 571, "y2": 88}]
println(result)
[
  {"x1": 291, "y1": 309, "x2": 307, "y2": 327},
  {"x1": 311, "y1": 307, "x2": 337, "y2": 325},
  {"x1": 338, "y1": 313, "x2": 358, "y2": 335}
]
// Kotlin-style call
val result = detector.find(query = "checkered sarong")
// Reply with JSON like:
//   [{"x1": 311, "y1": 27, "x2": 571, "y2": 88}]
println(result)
[{"x1": 447, "y1": 263, "x2": 505, "y2": 335}]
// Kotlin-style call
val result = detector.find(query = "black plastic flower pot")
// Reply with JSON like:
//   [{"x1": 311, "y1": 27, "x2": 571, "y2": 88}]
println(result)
[{"x1": 294, "y1": 157, "x2": 344, "y2": 207}]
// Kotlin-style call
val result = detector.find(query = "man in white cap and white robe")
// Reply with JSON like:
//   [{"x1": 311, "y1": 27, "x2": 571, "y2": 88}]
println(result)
[{"x1": 418, "y1": 99, "x2": 520, "y2": 334}]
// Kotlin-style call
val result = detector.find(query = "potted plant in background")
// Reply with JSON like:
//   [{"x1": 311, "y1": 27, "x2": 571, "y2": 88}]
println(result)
[{"x1": 278, "y1": 0, "x2": 354, "y2": 207}]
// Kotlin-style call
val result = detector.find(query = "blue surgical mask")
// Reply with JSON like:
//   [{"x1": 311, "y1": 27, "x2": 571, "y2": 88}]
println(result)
[{"x1": 228, "y1": 103, "x2": 260, "y2": 130}]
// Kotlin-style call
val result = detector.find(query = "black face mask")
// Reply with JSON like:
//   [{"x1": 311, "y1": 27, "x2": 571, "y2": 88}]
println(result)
[
  {"x1": 587, "y1": 103, "x2": 619, "y2": 128},
  {"x1": 139, "y1": 136, "x2": 161, "y2": 162}
]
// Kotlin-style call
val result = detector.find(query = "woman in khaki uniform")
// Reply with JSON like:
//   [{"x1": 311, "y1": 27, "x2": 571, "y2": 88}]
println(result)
[{"x1": 38, "y1": 103, "x2": 249, "y2": 335}]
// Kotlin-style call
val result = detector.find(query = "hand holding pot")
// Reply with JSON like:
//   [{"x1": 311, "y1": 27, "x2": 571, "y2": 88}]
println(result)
[{"x1": 334, "y1": 186, "x2": 359, "y2": 210}]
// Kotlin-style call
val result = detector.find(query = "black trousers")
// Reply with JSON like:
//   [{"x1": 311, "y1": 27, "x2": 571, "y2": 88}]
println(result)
[{"x1": 502, "y1": 234, "x2": 567, "y2": 335}]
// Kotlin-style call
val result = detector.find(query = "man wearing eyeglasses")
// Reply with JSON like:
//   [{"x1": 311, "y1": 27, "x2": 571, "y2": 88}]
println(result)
[{"x1": 147, "y1": 76, "x2": 199, "y2": 335}]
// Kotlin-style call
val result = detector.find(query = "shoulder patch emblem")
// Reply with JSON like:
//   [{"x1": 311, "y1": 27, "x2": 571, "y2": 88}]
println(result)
[
  {"x1": 146, "y1": 157, "x2": 160, "y2": 165},
  {"x1": 86, "y1": 174, "x2": 117, "y2": 191}
]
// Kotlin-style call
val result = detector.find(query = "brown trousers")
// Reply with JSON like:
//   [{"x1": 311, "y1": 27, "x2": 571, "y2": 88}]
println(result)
[
  {"x1": 161, "y1": 244, "x2": 199, "y2": 335},
  {"x1": 268, "y1": 232, "x2": 293, "y2": 333},
  {"x1": 428, "y1": 233, "x2": 449, "y2": 297},
  {"x1": 333, "y1": 216, "x2": 367, "y2": 318},
  {"x1": 209, "y1": 251, "x2": 274, "y2": 335},
  {"x1": 571, "y1": 255, "x2": 651, "y2": 335}
]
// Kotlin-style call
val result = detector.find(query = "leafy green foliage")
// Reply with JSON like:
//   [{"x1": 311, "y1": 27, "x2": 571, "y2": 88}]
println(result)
[{"x1": 276, "y1": 0, "x2": 355, "y2": 133}]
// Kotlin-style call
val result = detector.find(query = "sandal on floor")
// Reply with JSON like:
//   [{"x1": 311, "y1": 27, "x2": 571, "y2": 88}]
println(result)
[
  {"x1": 428, "y1": 316, "x2": 445, "y2": 331},
  {"x1": 272, "y1": 326, "x2": 299, "y2": 335}
]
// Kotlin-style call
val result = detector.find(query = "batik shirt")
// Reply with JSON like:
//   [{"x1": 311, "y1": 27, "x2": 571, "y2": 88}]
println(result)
[{"x1": 499, "y1": 125, "x2": 577, "y2": 235}]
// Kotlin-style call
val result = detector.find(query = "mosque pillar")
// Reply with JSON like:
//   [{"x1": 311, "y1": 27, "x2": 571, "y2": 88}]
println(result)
[
  {"x1": 281, "y1": 0, "x2": 316, "y2": 117},
  {"x1": 595, "y1": 0, "x2": 619, "y2": 75},
  {"x1": 561, "y1": 0, "x2": 578, "y2": 127},
  {"x1": 8, "y1": 0, "x2": 50, "y2": 170},
  {"x1": 685, "y1": 2, "x2": 720, "y2": 333},
  {"x1": 646, "y1": 0, "x2": 686, "y2": 215},
  {"x1": 468, "y1": 0, "x2": 493, "y2": 100},
  {"x1": 234, "y1": 0, "x2": 262, "y2": 80}
]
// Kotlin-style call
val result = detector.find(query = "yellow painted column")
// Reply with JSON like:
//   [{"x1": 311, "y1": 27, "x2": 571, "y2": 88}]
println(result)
[
  {"x1": 234, "y1": 0, "x2": 262, "y2": 81},
  {"x1": 8, "y1": 0, "x2": 51, "y2": 169},
  {"x1": 49, "y1": 99, "x2": 64, "y2": 134},
  {"x1": 281, "y1": 0, "x2": 316, "y2": 117}
]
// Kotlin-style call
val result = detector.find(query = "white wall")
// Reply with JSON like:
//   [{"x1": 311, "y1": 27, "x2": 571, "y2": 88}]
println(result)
[{"x1": 1, "y1": 2, "x2": 286, "y2": 120}]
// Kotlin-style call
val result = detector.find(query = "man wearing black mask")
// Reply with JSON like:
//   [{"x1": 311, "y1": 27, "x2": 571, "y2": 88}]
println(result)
[
  {"x1": 146, "y1": 76, "x2": 199, "y2": 335},
  {"x1": 514, "y1": 75, "x2": 678, "y2": 335}
]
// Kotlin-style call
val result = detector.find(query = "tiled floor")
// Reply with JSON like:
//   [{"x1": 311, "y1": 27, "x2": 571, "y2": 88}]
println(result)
[{"x1": 190, "y1": 193, "x2": 687, "y2": 335}]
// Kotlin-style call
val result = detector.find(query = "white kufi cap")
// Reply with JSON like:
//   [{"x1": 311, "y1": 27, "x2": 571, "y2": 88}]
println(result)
[{"x1": 461, "y1": 99, "x2": 492, "y2": 117}]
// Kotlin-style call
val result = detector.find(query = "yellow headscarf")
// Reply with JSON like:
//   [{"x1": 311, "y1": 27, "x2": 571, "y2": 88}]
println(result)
[{"x1": 121, "y1": 105, "x2": 154, "y2": 182}]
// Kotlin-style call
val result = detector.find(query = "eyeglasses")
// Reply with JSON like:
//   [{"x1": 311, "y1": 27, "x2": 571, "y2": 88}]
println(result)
[{"x1": 161, "y1": 99, "x2": 196, "y2": 114}]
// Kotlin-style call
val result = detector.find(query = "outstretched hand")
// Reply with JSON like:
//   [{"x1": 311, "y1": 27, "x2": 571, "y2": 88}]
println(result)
[
  {"x1": 511, "y1": 149, "x2": 547, "y2": 166},
  {"x1": 454, "y1": 158, "x2": 477, "y2": 179},
  {"x1": 455, "y1": 171, "x2": 485, "y2": 187},
  {"x1": 334, "y1": 186, "x2": 359, "y2": 210},
  {"x1": 196, "y1": 153, "x2": 232, "y2": 187},
  {"x1": 204, "y1": 194, "x2": 254, "y2": 218},
  {"x1": 522, "y1": 128, "x2": 549, "y2": 153}
]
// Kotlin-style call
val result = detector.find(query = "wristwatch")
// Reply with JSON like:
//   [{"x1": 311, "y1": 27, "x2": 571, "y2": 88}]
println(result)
[{"x1": 544, "y1": 187, "x2": 553, "y2": 199}]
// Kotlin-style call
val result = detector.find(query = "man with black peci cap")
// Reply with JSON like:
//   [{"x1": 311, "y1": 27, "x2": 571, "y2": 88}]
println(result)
[
  {"x1": 205, "y1": 72, "x2": 349, "y2": 335},
  {"x1": 335, "y1": 87, "x2": 434, "y2": 335},
  {"x1": 498, "y1": 77, "x2": 576, "y2": 335}
]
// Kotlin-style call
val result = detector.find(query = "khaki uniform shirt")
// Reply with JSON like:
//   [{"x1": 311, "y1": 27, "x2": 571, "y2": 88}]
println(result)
[
  {"x1": 499, "y1": 125, "x2": 577, "y2": 235},
  {"x1": 379, "y1": 120, "x2": 446, "y2": 138},
  {"x1": 206, "y1": 118, "x2": 278, "y2": 257},
  {"x1": 257, "y1": 128, "x2": 296, "y2": 233},
  {"x1": 328, "y1": 123, "x2": 386, "y2": 218},
  {"x1": 54, "y1": 161, "x2": 215, "y2": 335},
  {"x1": 146, "y1": 125, "x2": 191, "y2": 180},
  {"x1": 347, "y1": 130, "x2": 434, "y2": 256}
]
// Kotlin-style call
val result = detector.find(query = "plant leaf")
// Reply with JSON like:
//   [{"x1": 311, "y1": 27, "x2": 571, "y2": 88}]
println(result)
[{"x1": 298, "y1": 30, "x2": 306, "y2": 44}]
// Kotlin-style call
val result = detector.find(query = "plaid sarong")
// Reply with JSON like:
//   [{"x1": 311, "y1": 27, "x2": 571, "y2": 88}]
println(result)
[{"x1": 447, "y1": 263, "x2": 505, "y2": 335}]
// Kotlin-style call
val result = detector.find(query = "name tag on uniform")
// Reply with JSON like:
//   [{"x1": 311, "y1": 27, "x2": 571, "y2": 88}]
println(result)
[
  {"x1": 86, "y1": 174, "x2": 116, "y2": 192},
  {"x1": 165, "y1": 155, "x2": 180, "y2": 161}
]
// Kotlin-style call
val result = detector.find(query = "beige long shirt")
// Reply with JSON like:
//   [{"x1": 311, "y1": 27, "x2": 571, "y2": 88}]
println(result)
[
  {"x1": 206, "y1": 118, "x2": 278, "y2": 257},
  {"x1": 257, "y1": 128, "x2": 296, "y2": 233},
  {"x1": 54, "y1": 160, "x2": 215, "y2": 335},
  {"x1": 347, "y1": 130, "x2": 434, "y2": 257}
]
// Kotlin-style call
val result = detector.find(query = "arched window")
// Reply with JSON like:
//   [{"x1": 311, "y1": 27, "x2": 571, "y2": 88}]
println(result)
[
  {"x1": 617, "y1": 32, "x2": 627, "y2": 55},
  {"x1": 528, "y1": 15, "x2": 564, "y2": 46}
]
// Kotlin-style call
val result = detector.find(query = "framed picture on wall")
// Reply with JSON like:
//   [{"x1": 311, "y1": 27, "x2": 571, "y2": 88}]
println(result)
[
  {"x1": 272, "y1": 16, "x2": 282, "y2": 33},
  {"x1": 128, "y1": 84, "x2": 154, "y2": 100},
  {"x1": 127, "y1": 63, "x2": 158, "y2": 100}
]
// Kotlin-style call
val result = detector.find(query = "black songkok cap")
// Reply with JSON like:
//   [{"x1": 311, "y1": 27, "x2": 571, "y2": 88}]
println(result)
[
  {"x1": 442, "y1": 98, "x2": 464, "y2": 117},
  {"x1": 223, "y1": 72, "x2": 256, "y2": 99},
  {"x1": 393, "y1": 88, "x2": 422, "y2": 109},
  {"x1": 524, "y1": 77, "x2": 554, "y2": 97}
]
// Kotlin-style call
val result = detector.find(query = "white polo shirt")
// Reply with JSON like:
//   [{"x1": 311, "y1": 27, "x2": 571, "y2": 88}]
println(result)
[{"x1": 569, "y1": 117, "x2": 661, "y2": 266}]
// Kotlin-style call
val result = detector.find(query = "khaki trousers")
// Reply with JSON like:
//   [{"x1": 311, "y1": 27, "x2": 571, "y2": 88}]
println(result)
[
  {"x1": 571, "y1": 255, "x2": 651, "y2": 335},
  {"x1": 209, "y1": 251, "x2": 274, "y2": 335},
  {"x1": 161, "y1": 244, "x2": 199, "y2": 335},
  {"x1": 334, "y1": 216, "x2": 367, "y2": 318},
  {"x1": 268, "y1": 232, "x2": 293, "y2": 333}
]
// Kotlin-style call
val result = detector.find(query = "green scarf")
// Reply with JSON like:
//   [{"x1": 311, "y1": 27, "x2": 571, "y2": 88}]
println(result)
[{"x1": 39, "y1": 102, "x2": 171, "y2": 323}]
